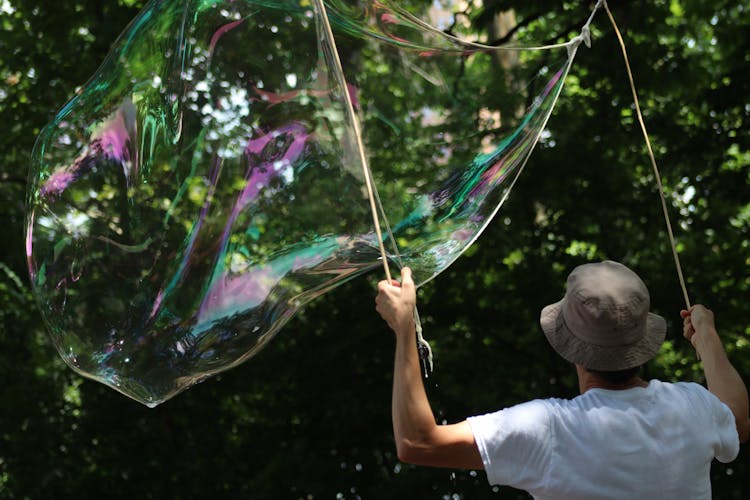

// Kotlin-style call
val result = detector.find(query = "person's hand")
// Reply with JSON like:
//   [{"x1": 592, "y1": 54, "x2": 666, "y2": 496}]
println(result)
[
  {"x1": 680, "y1": 304, "x2": 717, "y2": 353},
  {"x1": 376, "y1": 267, "x2": 416, "y2": 335}
]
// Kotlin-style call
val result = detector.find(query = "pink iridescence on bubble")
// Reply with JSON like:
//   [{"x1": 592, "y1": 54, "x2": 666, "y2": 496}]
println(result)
[{"x1": 26, "y1": 0, "x2": 576, "y2": 405}]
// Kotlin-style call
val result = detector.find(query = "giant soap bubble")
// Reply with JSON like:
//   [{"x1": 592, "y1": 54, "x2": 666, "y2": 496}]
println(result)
[{"x1": 26, "y1": 0, "x2": 585, "y2": 405}]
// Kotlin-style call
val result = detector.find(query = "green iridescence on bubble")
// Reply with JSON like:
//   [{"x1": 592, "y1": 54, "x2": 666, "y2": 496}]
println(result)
[{"x1": 26, "y1": 0, "x2": 576, "y2": 405}]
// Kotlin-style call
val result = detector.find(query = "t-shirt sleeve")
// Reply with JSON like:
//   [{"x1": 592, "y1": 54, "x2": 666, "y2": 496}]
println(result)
[
  {"x1": 467, "y1": 399, "x2": 552, "y2": 489},
  {"x1": 707, "y1": 393, "x2": 740, "y2": 463},
  {"x1": 684, "y1": 382, "x2": 740, "y2": 463}
]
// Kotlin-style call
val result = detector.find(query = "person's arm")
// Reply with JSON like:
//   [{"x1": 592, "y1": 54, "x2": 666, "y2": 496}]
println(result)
[
  {"x1": 682, "y1": 305, "x2": 750, "y2": 443},
  {"x1": 376, "y1": 267, "x2": 483, "y2": 469}
]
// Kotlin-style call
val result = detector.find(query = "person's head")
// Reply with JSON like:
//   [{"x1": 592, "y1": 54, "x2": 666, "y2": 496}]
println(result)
[{"x1": 539, "y1": 260, "x2": 666, "y2": 372}]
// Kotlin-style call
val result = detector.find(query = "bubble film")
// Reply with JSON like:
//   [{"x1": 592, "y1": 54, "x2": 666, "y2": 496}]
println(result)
[{"x1": 27, "y1": 0, "x2": 581, "y2": 405}]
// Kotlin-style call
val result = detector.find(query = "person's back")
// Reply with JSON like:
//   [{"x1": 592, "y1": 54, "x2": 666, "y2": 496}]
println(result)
[
  {"x1": 375, "y1": 261, "x2": 749, "y2": 498},
  {"x1": 469, "y1": 380, "x2": 739, "y2": 499}
]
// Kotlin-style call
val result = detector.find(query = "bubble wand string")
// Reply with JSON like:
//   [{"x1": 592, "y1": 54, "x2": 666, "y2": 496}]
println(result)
[
  {"x1": 312, "y1": 0, "x2": 392, "y2": 284},
  {"x1": 313, "y1": 0, "x2": 439, "y2": 373},
  {"x1": 603, "y1": 1, "x2": 691, "y2": 311}
]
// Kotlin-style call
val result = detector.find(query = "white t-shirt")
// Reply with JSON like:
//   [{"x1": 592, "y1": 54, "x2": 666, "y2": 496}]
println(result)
[{"x1": 467, "y1": 380, "x2": 739, "y2": 499}]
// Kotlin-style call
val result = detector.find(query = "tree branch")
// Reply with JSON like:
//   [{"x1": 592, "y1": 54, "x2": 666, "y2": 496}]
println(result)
[
  {"x1": 487, "y1": 11, "x2": 543, "y2": 46},
  {"x1": 444, "y1": 5, "x2": 473, "y2": 37}
]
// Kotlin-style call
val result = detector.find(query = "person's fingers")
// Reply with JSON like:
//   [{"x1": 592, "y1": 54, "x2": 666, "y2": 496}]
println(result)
[
  {"x1": 683, "y1": 325, "x2": 695, "y2": 340},
  {"x1": 680, "y1": 309, "x2": 690, "y2": 318},
  {"x1": 378, "y1": 279, "x2": 402, "y2": 293},
  {"x1": 693, "y1": 304, "x2": 713, "y2": 317},
  {"x1": 400, "y1": 267, "x2": 414, "y2": 288},
  {"x1": 691, "y1": 305, "x2": 714, "y2": 328}
]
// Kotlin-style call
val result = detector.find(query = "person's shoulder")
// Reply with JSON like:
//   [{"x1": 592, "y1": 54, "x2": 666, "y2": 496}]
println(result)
[
  {"x1": 532, "y1": 394, "x2": 587, "y2": 417},
  {"x1": 473, "y1": 398, "x2": 552, "y2": 419},
  {"x1": 648, "y1": 379, "x2": 702, "y2": 392},
  {"x1": 651, "y1": 379, "x2": 725, "y2": 409},
  {"x1": 657, "y1": 379, "x2": 711, "y2": 396},
  {"x1": 469, "y1": 398, "x2": 552, "y2": 430}
]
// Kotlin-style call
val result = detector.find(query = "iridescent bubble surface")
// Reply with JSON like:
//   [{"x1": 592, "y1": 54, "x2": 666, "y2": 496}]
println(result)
[{"x1": 26, "y1": 0, "x2": 581, "y2": 405}]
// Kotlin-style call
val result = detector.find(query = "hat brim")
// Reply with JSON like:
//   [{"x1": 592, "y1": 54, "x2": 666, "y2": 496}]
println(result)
[{"x1": 540, "y1": 299, "x2": 667, "y2": 371}]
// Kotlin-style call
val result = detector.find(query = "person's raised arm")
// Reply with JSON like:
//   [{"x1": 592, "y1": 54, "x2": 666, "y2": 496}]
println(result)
[
  {"x1": 375, "y1": 267, "x2": 483, "y2": 469},
  {"x1": 682, "y1": 305, "x2": 750, "y2": 443}
]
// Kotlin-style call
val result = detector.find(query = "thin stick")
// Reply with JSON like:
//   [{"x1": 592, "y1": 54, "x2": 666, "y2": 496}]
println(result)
[{"x1": 313, "y1": 0, "x2": 392, "y2": 283}]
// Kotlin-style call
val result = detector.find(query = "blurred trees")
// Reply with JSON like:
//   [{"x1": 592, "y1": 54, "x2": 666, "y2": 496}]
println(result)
[{"x1": 1, "y1": 0, "x2": 748, "y2": 498}]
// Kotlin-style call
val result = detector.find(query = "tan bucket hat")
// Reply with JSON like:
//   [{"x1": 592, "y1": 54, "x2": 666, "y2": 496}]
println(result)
[{"x1": 540, "y1": 261, "x2": 666, "y2": 371}]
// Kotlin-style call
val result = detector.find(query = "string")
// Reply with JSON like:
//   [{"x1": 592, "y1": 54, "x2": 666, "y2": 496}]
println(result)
[
  {"x1": 364, "y1": 165, "x2": 435, "y2": 375},
  {"x1": 603, "y1": 1, "x2": 691, "y2": 309},
  {"x1": 313, "y1": 0, "x2": 442, "y2": 373},
  {"x1": 313, "y1": 0, "x2": 392, "y2": 284}
]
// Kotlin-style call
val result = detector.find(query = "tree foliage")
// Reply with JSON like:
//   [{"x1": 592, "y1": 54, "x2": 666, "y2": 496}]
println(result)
[{"x1": 1, "y1": 0, "x2": 748, "y2": 498}]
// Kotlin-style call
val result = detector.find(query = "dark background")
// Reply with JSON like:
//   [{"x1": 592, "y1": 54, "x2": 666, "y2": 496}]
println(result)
[{"x1": 1, "y1": 0, "x2": 748, "y2": 498}]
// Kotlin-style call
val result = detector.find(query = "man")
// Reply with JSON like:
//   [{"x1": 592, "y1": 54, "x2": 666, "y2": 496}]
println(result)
[{"x1": 376, "y1": 260, "x2": 749, "y2": 498}]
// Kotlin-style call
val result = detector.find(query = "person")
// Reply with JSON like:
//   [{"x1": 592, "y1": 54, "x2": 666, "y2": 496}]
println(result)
[{"x1": 375, "y1": 260, "x2": 749, "y2": 499}]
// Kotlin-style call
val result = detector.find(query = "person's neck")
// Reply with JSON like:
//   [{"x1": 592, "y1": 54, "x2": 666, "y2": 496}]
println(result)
[{"x1": 575, "y1": 365, "x2": 649, "y2": 394}]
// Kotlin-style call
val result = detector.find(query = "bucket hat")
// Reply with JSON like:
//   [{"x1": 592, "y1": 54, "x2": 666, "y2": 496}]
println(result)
[{"x1": 540, "y1": 261, "x2": 666, "y2": 371}]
